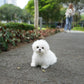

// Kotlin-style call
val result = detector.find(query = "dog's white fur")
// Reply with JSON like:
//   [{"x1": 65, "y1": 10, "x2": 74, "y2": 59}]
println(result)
[{"x1": 31, "y1": 39, "x2": 57, "y2": 69}]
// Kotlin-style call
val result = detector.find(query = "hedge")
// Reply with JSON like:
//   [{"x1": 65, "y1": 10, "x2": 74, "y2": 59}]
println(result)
[{"x1": 5, "y1": 22, "x2": 35, "y2": 30}]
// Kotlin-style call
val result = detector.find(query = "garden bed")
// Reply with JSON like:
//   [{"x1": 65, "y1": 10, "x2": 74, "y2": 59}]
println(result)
[{"x1": 0, "y1": 26, "x2": 60, "y2": 53}]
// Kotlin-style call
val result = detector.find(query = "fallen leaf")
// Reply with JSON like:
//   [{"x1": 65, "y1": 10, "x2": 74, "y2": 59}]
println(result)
[
  {"x1": 42, "y1": 69, "x2": 46, "y2": 72},
  {"x1": 17, "y1": 67, "x2": 21, "y2": 70}
]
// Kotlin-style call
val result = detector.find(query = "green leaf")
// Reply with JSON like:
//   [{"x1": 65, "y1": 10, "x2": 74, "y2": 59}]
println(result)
[{"x1": 0, "y1": 33, "x2": 2, "y2": 37}]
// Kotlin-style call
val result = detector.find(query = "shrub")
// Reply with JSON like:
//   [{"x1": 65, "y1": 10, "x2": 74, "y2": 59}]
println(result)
[
  {"x1": 50, "y1": 25, "x2": 56, "y2": 28},
  {"x1": 5, "y1": 22, "x2": 35, "y2": 30},
  {"x1": 0, "y1": 26, "x2": 39, "y2": 52},
  {"x1": 0, "y1": 27, "x2": 9, "y2": 51},
  {"x1": 0, "y1": 25, "x2": 60, "y2": 52},
  {"x1": 38, "y1": 29, "x2": 59, "y2": 37}
]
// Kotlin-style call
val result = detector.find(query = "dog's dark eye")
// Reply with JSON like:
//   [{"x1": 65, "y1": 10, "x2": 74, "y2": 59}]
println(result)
[
  {"x1": 42, "y1": 47, "x2": 44, "y2": 49},
  {"x1": 37, "y1": 46, "x2": 39, "y2": 48}
]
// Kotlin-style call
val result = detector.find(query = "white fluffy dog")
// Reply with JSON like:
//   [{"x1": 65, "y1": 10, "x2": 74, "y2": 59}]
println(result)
[{"x1": 31, "y1": 39, "x2": 57, "y2": 69}]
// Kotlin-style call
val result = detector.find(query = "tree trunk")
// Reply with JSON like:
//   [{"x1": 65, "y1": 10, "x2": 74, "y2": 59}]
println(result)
[{"x1": 34, "y1": 0, "x2": 39, "y2": 35}]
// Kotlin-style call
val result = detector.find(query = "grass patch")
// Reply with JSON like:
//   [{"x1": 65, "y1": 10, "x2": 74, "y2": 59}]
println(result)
[
  {"x1": 38, "y1": 27, "x2": 47, "y2": 30},
  {"x1": 72, "y1": 27, "x2": 84, "y2": 31}
]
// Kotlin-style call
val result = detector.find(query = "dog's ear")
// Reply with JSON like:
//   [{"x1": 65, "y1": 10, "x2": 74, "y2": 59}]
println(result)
[
  {"x1": 32, "y1": 40, "x2": 38, "y2": 51},
  {"x1": 32, "y1": 43, "x2": 35, "y2": 51}
]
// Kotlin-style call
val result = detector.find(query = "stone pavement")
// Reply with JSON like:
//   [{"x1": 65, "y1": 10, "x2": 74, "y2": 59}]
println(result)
[{"x1": 0, "y1": 32, "x2": 84, "y2": 84}]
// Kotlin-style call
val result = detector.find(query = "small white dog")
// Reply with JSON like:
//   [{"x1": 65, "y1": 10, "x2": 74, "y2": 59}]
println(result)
[{"x1": 31, "y1": 39, "x2": 57, "y2": 69}]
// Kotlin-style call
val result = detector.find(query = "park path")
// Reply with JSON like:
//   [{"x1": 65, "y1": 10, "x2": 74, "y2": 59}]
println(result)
[{"x1": 0, "y1": 32, "x2": 84, "y2": 84}]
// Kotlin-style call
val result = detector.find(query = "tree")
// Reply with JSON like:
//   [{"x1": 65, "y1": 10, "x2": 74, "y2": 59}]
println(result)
[
  {"x1": 26, "y1": 0, "x2": 83, "y2": 27},
  {"x1": 19, "y1": 9, "x2": 32, "y2": 23},
  {"x1": 39, "y1": 0, "x2": 60, "y2": 23},
  {"x1": 0, "y1": 4, "x2": 22, "y2": 22},
  {"x1": 34, "y1": 0, "x2": 39, "y2": 30},
  {"x1": 26, "y1": 0, "x2": 61, "y2": 24},
  {"x1": 25, "y1": 0, "x2": 34, "y2": 16}
]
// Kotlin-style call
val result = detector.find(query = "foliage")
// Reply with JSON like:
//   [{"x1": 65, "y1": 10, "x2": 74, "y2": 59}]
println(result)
[
  {"x1": 38, "y1": 29, "x2": 60, "y2": 37},
  {"x1": 72, "y1": 22, "x2": 81, "y2": 27},
  {"x1": 0, "y1": 25, "x2": 60, "y2": 52},
  {"x1": 80, "y1": 14, "x2": 84, "y2": 21},
  {"x1": 0, "y1": 4, "x2": 32, "y2": 23},
  {"x1": 5, "y1": 22, "x2": 35, "y2": 30},
  {"x1": 39, "y1": 0, "x2": 60, "y2": 23},
  {"x1": 25, "y1": 0, "x2": 81, "y2": 23},
  {"x1": 25, "y1": 0, "x2": 34, "y2": 16},
  {"x1": 0, "y1": 4, "x2": 22, "y2": 22},
  {"x1": 0, "y1": 26, "x2": 39, "y2": 52},
  {"x1": 58, "y1": 0, "x2": 80, "y2": 3},
  {"x1": 26, "y1": 0, "x2": 61, "y2": 23},
  {"x1": 73, "y1": 13, "x2": 80, "y2": 22},
  {"x1": 72, "y1": 27, "x2": 84, "y2": 31},
  {"x1": 60, "y1": 6, "x2": 66, "y2": 20},
  {"x1": 21, "y1": 9, "x2": 33, "y2": 22}
]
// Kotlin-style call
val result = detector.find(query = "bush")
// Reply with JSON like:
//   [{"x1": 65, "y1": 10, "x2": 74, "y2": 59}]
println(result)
[
  {"x1": 0, "y1": 25, "x2": 60, "y2": 52},
  {"x1": 5, "y1": 22, "x2": 35, "y2": 30},
  {"x1": 0, "y1": 26, "x2": 39, "y2": 52},
  {"x1": 0, "y1": 27, "x2": 9, "y2": 51},
  {"x1": 50, "y1": 25, "x2": 56, "y2": 28},
  {"x1": 72, "y1": 22, "x2": 81, "y2": 27}
]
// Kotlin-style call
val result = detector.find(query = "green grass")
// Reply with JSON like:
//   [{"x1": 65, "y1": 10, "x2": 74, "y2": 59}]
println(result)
[
  {"x1": 38, "y1": 27, "x2": 47, "y2": 30},
  {"x1": 72, "y1": 27, "x2": 84, "y2": 31}
]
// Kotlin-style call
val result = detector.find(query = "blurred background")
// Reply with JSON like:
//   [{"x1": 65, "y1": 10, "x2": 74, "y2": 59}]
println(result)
[
  {"x1": 0, "y1": 0, "x2": 84, "y2": 28},
  {"x1": 0, "y1": 0, "x2": 84, "y2": 52}
]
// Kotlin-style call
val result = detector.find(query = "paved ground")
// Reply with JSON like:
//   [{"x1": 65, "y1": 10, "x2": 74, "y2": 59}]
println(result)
[
  {"x1": 0, "y1": 32, "x2": 84, "y2": 84},
  {"x1": 66, "y1": 30, "x2": 84, "y2": 33}
]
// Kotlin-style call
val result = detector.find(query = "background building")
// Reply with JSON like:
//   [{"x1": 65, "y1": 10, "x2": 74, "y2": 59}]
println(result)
[{"x1": 0, "y1": 0, "x2": 17, "y2": 7}]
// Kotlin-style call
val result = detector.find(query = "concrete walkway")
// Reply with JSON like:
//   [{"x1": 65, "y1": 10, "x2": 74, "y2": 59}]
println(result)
[
  {"x1": 66, "y1": 30, "x2": 84, "y2": 33},
  {"x1": 0, "y1": 32, "x2": 84, "y2": 84}
]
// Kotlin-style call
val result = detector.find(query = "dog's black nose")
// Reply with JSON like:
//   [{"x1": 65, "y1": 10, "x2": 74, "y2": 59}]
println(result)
[{"x1": 39, "y1": 49, "x2": 41, "y2": 51}]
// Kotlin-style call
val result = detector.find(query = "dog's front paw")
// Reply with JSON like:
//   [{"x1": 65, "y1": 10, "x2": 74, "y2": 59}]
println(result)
[
  {"x1": 31, "y1": 63, "x2": 36, "y2": 67},
  {"x1": 41, "y1": 65, "x2": 49, "y2": 69}
]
